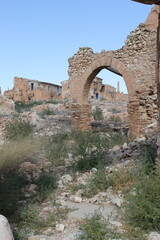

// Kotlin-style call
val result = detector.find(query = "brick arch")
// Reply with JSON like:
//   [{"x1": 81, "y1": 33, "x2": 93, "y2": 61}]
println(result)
[
  {"x1": 81, "y1": 56, "x2": 135, "y2": 103},
  {"x1": 69, "y1": 55, "x2": 141, "y2": 136}
]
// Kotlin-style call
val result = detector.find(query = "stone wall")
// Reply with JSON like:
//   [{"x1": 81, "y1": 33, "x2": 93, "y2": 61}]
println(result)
[
  {"x1": 4, "y1": 77, "x2": 62, "y2": 103},
  {"x1": 67, "y1": 7, "x2": 158, "y2": 136}
]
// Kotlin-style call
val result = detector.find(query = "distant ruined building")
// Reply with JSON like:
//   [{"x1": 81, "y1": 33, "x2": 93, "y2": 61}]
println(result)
[
  {"x1": 4, "y1": 77, "x2": 62, "y2": 103},
  {"x1": 61, "y1": 77, "x2": 128, "y2": 102}
]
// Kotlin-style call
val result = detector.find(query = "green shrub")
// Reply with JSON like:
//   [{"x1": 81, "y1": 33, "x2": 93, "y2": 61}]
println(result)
[
  {"x1": 5, "y1": 118, "x2": 35, "y2": 141},
  {"x1": 14, "y1": 101, "x2": 26, "y2": 113},
  {"x1": 15, "y1": 100, "x2": 59, "y2": 113},
  {"x1": 45, "y1": 99, "x2": 59, "y2": 104},
  {"x1": 0, "y1": 173, "x2": 28, "y2": 217},
  {"x1": 83, "y1": 167, "x2": 135, "y2": 198},
  {"x1": 71, "y1": 131, "x2": 110, "y2": 171},
  {"x1": 15, "y1": 204, "x2": 55, "y2": 239},
  {"x1": 78, "y1": 211, "x2": 121, "y2": 240},
  {"x1": 92, "y1": 107, "x2": 104, "y2": 120},
  {"x1": 109, "y1": 132, "x2": 128, "y2": 147},
  {"x1": 15, "y1": 200, "x2": 70, "y2": 240},
  {"x1": 108, "y1": 115, "x2": 121, "y2": 123},
  {"x1": 39, "y1": 109, "x2": 56, "y2": 118},
  {"x1": 34, "y1": 171, "x2": 57, "y2": 202},
  {"x1": 125, "y1": 169, "x2": 160, "y2": 232},
  {"x1": 108, "y1": 108, "x2": 121, "y2": 114},
  {"x1": 83, "y1": 170, "x2": 109, "y2": 198},
  {"x1": 46, "y1": 132, "x2": 69, "y2": 166},
  {"x1": 138, "y1": 144, "x2": 157, "y2": 174}
]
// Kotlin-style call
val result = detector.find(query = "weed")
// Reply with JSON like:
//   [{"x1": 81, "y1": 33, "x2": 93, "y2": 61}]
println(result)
[
  {"x1": 71, "y1": 131, "x2": 110, "y2": 171},
  {"x1": 92, "y1": 107, "x2": 104, "y2": 120},
  {"x1": 15, "y1": 202, "x2": 70, "y2": 240},
  {"x1": 109, "y1": 132, "x2": 128, "y2": 147},
  {"x1": 125, "y1": 169, "x2": 160, "y2": 232},
  {"x1": 83, "y1": 170, "x2": 109, "y2": 198},
  {"x1": 14, "y1": 101, "x2": 26, "y2": 113},
  {"x1": 46, "y1": 132, "x2": 69, "y2": 166},
  {"x1": 82, "y1": 167, "x2": 135, "y2": 198},
  {"x1": 5, "y1": 118, "x2": 35, "y2": 141},
  {"x1": 15, "y1": 204, "x2": 55, "y2": 239},
  {"x1": 108, "y1": 108, "x2": 121, "y2": 114},
  {"x1": 122, "y1": 224, "x2": 147, "y2": 240},
  {"x1": 39, "y1": 109, "x2": 56, "y2": 118},
  {"x1": 78, "y1": 211, "x2": 121, "y2": 240},
  {"x1": 72, "y1": 131, "x2": 128, "y2": 172},
  {"x1": 138, "y1": 143, "x2": 157, "y2": 174},
  {"x1": 108, "y1": 115, "x2": 122, "y2": 123},
  {"x1": 34, "y1": 171, "x2": 57, "y2": 202},
  {"x1": 15, "y1": 100, "x2": 59, "y2": 113}
]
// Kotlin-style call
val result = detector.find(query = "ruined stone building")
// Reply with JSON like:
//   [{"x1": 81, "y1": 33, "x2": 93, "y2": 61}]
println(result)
[
  {"x1": 4, "y1": 77, "x2": 62, "y2": 103},
  {"x1": 88, "y1": 77, "x2": 128, "y2": 102},
  {"x1": 61, "y1": 76, "x2": 128, "y2": 102},
  {"x1": 67, "y1": 6, "x2": 159, "y2": 136}
]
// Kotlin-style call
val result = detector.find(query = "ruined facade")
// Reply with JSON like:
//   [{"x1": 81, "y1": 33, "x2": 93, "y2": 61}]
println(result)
[
  {"x1": 67, "y1": 7, "x2": 158, "y2": 136},
  {"x1": 88, "y1": 77, "x2": 128, "y2": 102},
  {"x1": 62, "y1": 76, "x2": 128, "y2": 102},
  {"x1": 4, "y1": 77, "x2": 62, "y2": 103}
]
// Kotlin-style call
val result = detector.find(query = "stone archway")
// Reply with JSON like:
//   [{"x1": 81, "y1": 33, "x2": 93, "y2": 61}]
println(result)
[
  {"x1": 65, "y1": 16, "x2": 158, "y2": 137},
  {"x1": 69, "y1": 55, "x2": 141, "y2": 136}
]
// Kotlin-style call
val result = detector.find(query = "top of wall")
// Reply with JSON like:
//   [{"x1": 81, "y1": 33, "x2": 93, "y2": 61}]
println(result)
[{"x1": 14, "y1": 77, "x2": 62, "y2": 88}]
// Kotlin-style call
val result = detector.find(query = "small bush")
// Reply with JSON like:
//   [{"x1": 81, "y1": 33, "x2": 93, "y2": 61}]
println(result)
[
  {"x1": 14, "y1": 101, "x2": 26, "y2": 113},
  {"x1": 109, "y1": 132, "x2": 129, "y2": 147},
  {"x1": 125, "y1": 169, "x2": 160, "y2": 232},
  {"x1": 15, "y1": 101, "x2": 44, "y2": 112},
  {"x1": 83, "y1": 167, "x2": 135, "y2": 198},
  {"x1": 83, "y1": 170, "x2": 109, "y2": 198},
  {"x1": 108, "y1": 108, "x2": 121, "y2": 114},
  {"x1": 34, "y1": 171, "x2": 57, "y2": 202},
  {"x1": 39, "y1": 109, "x2": 56, "y2": 118},
  {"x1": 0, "y1": 173, "x2": 28, "y2": 217},
  {"x1": 71, "y1": 131, "x2": 110, "y2": 171},
  {"x1": 108, "y1": 115, "x2": 121, "y2": 123},
  {"x1": 5, "y1": 118, "x2": 35, "y2": 141},
  {"x1": 15, "y1": 204, "x2": 55, "y2": 239},
  {"x1": 15, "y1": 201, "x2": 70, "y2": 240},
  {"x1": 92, "y1": 107, "x2": 104, "y2": 120},
  {"x1": 46, "y1": 132, "x2": 69, "y2": 166},
  {"x1": 45, "y1": 99, "x2": 59, "y2": 104},
  {"x1": 78, "y1": 211, "x2": 121, "y2": 240},
  {"x1": 15, "y1": 100, "x2": 59, "y2": 113},
  {"x1": 139, "y1": 144, "x2": 157, "y2": 174}
]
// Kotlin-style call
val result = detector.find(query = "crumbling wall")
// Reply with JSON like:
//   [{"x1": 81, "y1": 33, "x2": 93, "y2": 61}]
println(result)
[
  {"x1": 67, "y1": 11, "x2": 158, "y2": 136},
  {"x1": 4, "y1": 77, "x2": 62, "y2": 103}
]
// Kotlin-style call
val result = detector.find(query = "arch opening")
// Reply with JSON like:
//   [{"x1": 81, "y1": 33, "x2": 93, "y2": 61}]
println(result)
[
  {"x1": 69, "y1": 55, "x2": 142, "y2": 136},
  {"x1": 82, "y1": 64, "x2": 130, "y2": 104},
  {"x1": 87, "y1": 68, "x2": 129, "y2": 127}
]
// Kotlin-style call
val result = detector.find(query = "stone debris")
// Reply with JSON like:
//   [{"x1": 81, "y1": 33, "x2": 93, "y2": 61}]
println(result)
[
  {"x1": 56, "y1": 224, "x2": 65, "y2": 232},
  {"x1": 148, "y1": 232, "x2": 160, "y2": 240}
]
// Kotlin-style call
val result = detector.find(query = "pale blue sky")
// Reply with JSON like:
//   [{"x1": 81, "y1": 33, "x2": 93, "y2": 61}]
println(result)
[{"x1": 0, "y1": 0, "x2": 152, "y2": 94}]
